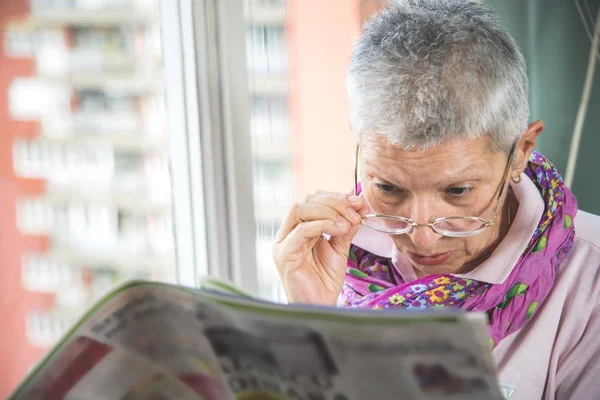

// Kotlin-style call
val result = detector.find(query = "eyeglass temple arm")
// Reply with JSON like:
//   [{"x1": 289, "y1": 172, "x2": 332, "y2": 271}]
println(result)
[
  {"x1": 354, "y1": 144, "x2": 359, "y2": 195},
  {"x1": 492, "y1": 141, "x2": 518, "y2": 214}
]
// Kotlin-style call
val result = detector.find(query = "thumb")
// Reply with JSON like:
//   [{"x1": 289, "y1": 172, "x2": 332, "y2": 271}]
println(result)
[
  {"x1": 328, "y1": 196, "x2": 369, "y2": 257},
  {"x1": 328, "y1": 223, "x2": 362, "y2": 258}
]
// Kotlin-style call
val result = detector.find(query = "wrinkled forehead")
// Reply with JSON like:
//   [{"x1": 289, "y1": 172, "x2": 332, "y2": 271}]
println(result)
[{"x1": 358, "y1": 132, "x2": 504, "y2": 183}]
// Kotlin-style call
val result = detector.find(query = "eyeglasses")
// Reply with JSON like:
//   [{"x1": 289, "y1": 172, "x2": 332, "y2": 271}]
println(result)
[{"x1": 354, "y1": 142, "x2": 516, "y2": 238}]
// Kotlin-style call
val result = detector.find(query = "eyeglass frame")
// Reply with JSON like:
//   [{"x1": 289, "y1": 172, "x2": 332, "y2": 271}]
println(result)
[{"x1": 353, "y1": 141, "x2": 517, "y2": 238}]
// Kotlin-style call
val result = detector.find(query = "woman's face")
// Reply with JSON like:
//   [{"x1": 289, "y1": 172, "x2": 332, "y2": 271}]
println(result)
[{"x1": 359, "y1": 132, "x2": 514, "y2": 277}]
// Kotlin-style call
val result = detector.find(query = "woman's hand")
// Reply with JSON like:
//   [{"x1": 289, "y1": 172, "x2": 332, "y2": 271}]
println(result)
[{"x1": 272, "y1": 191, "x2": 367, "y2": 306}]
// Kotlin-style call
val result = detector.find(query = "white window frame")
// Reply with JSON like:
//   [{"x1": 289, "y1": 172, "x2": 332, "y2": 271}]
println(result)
[{"x1": 160, "y1": 0, "x2": 258, "y2": 293}]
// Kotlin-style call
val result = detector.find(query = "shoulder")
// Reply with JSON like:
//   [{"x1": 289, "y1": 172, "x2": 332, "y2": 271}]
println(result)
[
  {"x1": 555, "y1": 209, "x2": 600, "y2": 305},
  {"x1": 574, "y1": 209, "x2": 600, "y2": 250},
  {"x1": 553, "y1": 210, "x2": 600, "y2": 397},
  {"x1": 540, "y1": 210, "x2": 600, "y2": 397},
  {"x1": 566, "y1": 209, "x2": 600, "y2": 281}
]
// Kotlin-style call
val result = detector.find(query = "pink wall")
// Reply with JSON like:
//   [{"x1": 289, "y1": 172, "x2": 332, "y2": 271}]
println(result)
[
  {"x1": 360, "y1": 0, "x2": 390, "y2": 24},
  {"x1": 0, "y1": 2, "x2": 52, "y2": 397},
  {"x1": 287, "y1": 0, "x2": 362, "y2": 197}
]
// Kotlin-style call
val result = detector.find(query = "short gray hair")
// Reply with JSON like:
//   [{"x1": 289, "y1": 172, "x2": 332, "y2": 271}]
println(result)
[{"x1": 347, "y1": 0, "x2": 529, "y2": 152}]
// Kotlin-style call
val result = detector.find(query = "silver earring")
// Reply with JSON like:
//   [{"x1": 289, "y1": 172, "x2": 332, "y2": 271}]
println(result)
[{"x1": 511, "y1": 173, "x2": 522, "y2": 184}]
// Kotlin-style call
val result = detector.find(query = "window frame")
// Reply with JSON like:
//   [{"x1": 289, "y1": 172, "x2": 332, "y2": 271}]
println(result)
[{"x1": 160, "y1": 0, "x2": 258, "y2": 293}]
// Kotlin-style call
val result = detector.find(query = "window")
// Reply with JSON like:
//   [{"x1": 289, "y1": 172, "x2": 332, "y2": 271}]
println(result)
[
  {"x1": 12, "y1": 138, "x2": 114, "y2": 181},
  {"x1": 88, "y1": 268, "x2": 126, "y2": 299},
  {"x1": 246, "y1": 0, "x2": 285, "y2": 6},
  {"x1": 21, "y1": 254, "x2": 79, "y2": 293},
  {"x1": 245, "y1": 25, "x2": 287, "y2": 75},
  {"x1": 242, "y1": 0, "x2": 360, "y2": 302},
  {"x1": 71, "y1": 26, "x2": 131, "y2": 54},
  {"x1": 1, "y1": 0, "x2": 174, "y2": 394},
  {"x1": 3, "y1": 22, "x2": 64, "y2": 58},
  {"x1": 250, "y1": 95, "x2": 289, "y2": 138},
  {"x1": 2, "y1": 0, "x2": 361, "y2": 396},
  {"x1": 25, "y1": 311, "x2": 69, "y2": 348}
]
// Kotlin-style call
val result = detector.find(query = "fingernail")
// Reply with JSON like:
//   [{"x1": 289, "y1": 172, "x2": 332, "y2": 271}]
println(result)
[
  {"x1": 348, "y1": 195, "x2": 361, "y2": 203},
  {"x1": 336, "y1": 215, "x2": 349, "y2": 228},
  {"x1": 346, "y1": 208, "x2": 361, "y2": 223}
]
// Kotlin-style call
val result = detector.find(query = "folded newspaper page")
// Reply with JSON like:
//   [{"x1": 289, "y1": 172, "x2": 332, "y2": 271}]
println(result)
[{"x1": 9, "y1": 280, "x2": 505, "y2": 400}]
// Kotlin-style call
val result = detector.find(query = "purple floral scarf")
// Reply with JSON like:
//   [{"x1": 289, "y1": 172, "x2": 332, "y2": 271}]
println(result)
[{"x1": 338, "y1": 151, "x2": 577, "y2": 347}]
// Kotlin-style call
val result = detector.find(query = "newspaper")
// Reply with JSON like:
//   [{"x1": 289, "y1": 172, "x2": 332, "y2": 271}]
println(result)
[{"x1": 9, "y1": 280, "x2": 505, "y2": 400}]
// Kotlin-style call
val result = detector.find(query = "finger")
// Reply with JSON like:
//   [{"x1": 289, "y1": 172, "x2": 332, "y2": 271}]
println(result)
[
  {"x1": 326, "y1": 192, "x2": 370, "y2": 257},
  {"x1": 347, "y1": 192, "x2": 370, "y2": 216},
  {"x1": 346, "y1": 193, "x2": 366, "y2": 212},
  {"x1": 304, "y1": 191, "x2": 365, "y2": 231},
  {"x1": 274, "y1": 219, "x2": 351, "y2": 264},
  {"x1": 328, "y1": 222, "x2": 363, "y2": 259},
  {"x1": 275, "y1": 198, "x2": 358, "y2": 244},
  {"x1": 312, "y1": 190, "x2": 366, "y2": 217}
]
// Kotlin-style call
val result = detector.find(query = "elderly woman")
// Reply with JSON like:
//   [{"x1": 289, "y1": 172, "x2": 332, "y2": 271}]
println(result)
[{"x1": 272, "y1": 0, "x2": 600, "y2": 399}]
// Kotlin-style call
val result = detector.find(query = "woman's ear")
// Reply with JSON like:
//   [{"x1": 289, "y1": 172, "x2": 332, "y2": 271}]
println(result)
[{"x1": 513, "y1": 120, "x2": 544, "y2": 175}]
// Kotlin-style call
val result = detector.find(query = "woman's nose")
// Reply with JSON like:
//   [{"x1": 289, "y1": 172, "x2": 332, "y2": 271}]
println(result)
[
  {"x1": 406, "y1": 221, "x2": 443, "y2": 250},
  {"x1": 405, "y1": 201, "x2": 444, "y2": 250}
]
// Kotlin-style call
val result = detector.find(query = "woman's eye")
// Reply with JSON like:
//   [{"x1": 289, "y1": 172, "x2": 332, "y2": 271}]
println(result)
[
  {"x1": 375, "y1": 183, "x2": 397, "y2": 193},
  {"x1": 446, "y1": 187, "x2": 473, "y2": 197}
]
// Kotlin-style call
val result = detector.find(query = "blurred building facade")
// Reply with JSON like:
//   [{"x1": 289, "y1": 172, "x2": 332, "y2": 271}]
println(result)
[
  {"x1": 244, "y1": 0, "x2": 293, "y2": 301},
  {"x1": 249, "y1": 0, "x2": 377, "y2": 301},
  {"x1": 0, "y1": 0, "x2": 174, "y2": 396},
  {"x1": 0, "y1": 0, "x2": 388, "y2": 396}
]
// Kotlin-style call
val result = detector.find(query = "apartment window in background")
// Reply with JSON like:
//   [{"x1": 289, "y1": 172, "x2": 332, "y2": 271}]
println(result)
[
  {"x1": 1, "y1": 0, "x2": 369, "y2": 395},
  {"x1": 0, "y1": 0, "x2": 173, "y2": 395},
  {"x1": 242, "y1": 0, "x2": 361, "y2": 302},
  {"x1": 244, "y1": 0, "x2": 290, "y2": 301}
]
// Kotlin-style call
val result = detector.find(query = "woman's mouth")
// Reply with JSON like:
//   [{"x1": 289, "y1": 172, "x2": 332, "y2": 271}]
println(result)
[{"x1": 407, "y1": 252, "x2": 453, "y2": 266}]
